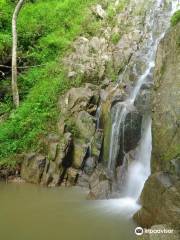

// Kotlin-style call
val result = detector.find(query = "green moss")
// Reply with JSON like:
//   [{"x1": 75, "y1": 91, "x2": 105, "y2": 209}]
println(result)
[
  {"x1": 111, "y1": 33, "x2": 120, "y2": 44},
  {"x1": 171, "y1": 10, "x2": 180, "y2": 26},
  {"x1": 107, "y1": 5, "x2": 116, "y2": 21},
  {"x1": 82, "y1": 15, "x2": 102, "y2": 37},
  {"x1": 107, "y1": 0, "x2": 129, "y2": 26},
  {"x1": 65, "y1": 118, "x2": 80, "y2": 138},
  {"x1": 152, "y1": 123, "x2": 180, "y2": 173},
  {"x1": 116, "y1": 0, "x2": 130, "y2": 12}
]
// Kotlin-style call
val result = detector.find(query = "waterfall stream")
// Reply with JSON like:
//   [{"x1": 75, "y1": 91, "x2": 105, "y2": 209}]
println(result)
[{"x1": 107, "y1": 0, "x2": 179, "y2": 215}]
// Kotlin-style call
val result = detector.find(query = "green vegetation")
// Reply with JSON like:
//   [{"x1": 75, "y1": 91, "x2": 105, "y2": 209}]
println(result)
[
  {"x1": 111, "y1": 33, "x2": 120, "y2": 44},
  {"x1": 0, "y1": 0, "x2": 13, "y2": 61},
  {"x1": 171, "y1": 9, "x2": 180, "y2": 26},
  {"x1": 0, "y1": 0, "x2": 100, "y2": 166},
  {"x1": 65, "y1": 118, "x2": 80, "y2": 138}
]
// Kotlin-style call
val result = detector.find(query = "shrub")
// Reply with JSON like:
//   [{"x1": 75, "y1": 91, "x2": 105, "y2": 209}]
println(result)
[{"x1": 171, "y1": 10, "x2": 180, "y2": 26}]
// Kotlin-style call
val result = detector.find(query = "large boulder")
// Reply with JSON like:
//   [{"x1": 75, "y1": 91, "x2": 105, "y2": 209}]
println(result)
[
  {"x1": 41, "y1": 160, "x2": 64, "y2": 187},
  {"x1": 88, "y1": 166, "x2": 111, "y2": 199},
  {"x1": 90, "y1": 129, "x2": 103, "y2": 160},
  {"x1": 76, "y1": 111, "x2": 96, "y2": 139},
  {"x1": 134, "y1": 172, "x2": 180, "y2": 228},
  {"x1": 21, "y1": 153, "x2": 46, "y2": 184},
  {"x1": 123, "y1": 110, "x2": 142, "y2": 152},
  {"x1": 41, "y1": 133, "x2": 73, "y2": 186},
  {"x1": 103, "y1": 102, "x2": 142, "y2": 167},
  {"x1": 58, "y1": 84, "x2": 99, "y2": 115},
  {"x1": 72, "y1": 141, "x2": 88, "y2": 169}
]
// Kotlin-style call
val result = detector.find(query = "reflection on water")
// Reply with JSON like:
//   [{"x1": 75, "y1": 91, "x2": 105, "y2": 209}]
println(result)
[{"x1": 0, "y1": 183, "x2": 136, "y2": 240}]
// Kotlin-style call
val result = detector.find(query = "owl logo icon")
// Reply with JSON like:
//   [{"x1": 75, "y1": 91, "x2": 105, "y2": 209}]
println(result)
[{"x1": 135, "y1": 227, "x2": 144, "y2": 236}]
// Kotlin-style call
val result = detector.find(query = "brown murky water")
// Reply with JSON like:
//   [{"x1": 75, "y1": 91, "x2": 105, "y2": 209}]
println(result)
[{"x1": 0, "y1": 182, "x2": 137, "y2": 240}]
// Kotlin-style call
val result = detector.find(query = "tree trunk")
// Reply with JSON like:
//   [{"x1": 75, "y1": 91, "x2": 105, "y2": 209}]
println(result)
[{"x1": 12, "y1": 0, "x2": 25, "y2": 108}]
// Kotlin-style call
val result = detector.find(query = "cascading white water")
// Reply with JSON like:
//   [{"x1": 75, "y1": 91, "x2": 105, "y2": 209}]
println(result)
[
  {"x1": 108, "y1": 0, "x2": 179, "y2": 216},
  {"x1": 108, "y1": 104, "x2": 127, "y2": 170},
  {"x1": 96, "y1": 105, "x2": 101, "y2": 129},
  {"x1": 123, "y1": 116, "x2": 152, "y2": 200}
]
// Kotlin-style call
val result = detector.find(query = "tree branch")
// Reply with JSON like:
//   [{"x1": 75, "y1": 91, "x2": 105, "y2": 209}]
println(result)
[{"x1": 0, "y1": 64, "x2": 46, "y2": 69}]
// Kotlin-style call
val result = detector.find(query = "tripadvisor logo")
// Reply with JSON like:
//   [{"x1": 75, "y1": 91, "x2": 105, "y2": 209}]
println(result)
[{"x1": 135, "y1": 227, "x2": 144, "y2": 236}]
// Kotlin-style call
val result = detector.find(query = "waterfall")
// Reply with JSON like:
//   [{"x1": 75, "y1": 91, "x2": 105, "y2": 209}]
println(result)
[
  {"x1": 123, "y1": 116, "x2": 152, "y2": 200},
  {"x1": 108, "y1": 0, "x2": 179, "y2": 215}
]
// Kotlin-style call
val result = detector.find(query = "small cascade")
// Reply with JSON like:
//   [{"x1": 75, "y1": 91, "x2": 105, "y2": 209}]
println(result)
[
  {"x1": 108, "y1": 104, "x2": 127, "y2": 171},
  {"x1": 107, "y1": 0, "x2": 179, "y2": 214},
  {"x1": 96, "y1": 105, "x2": 101, "y2": 129}
]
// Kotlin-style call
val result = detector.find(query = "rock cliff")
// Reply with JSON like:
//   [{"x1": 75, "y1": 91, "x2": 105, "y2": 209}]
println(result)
[{"x1": 134, "y1": 22, "x2": 180, "y2": 229}]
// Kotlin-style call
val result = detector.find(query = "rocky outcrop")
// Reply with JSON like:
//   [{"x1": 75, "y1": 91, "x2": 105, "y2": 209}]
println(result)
[
  {"x1": 134, "y1": 23, "x2": 180, "y2": 228},
  {"x1": 87, "y1": 165, "x2": 111, "y2": 199},
  {"x1": 64, "y1": 0, "x2": 150, "y2": 84},
  {"x1": 58, "y1": 84, "x2": 99, "y2": 116},
  {"x1": 21, "y1": 153, "x2": 46, "y2": 184},
  {"x1": 0, "y1": 166, "x2": 18, "y2": 181},
  {"x1": 21, "y1": 84, "x2": 103, "y2": 187}
]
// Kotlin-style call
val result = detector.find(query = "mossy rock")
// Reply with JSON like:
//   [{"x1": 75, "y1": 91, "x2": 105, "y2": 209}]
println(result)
[{"x1": 152, "y1": 23, "x2": 180, "y2": 172}]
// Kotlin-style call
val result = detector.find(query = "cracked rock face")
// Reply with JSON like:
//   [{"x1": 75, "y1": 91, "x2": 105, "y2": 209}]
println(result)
[
  {"x1": 64, "y1": 36, "x2": 111, "y2": 81},
  {"x1": 58, "y1": 85, "x2": 99, "y2": 114},
  {"x1": 21, "y1": 84, "x2": 103, "y2": 187},
  {"x1": 64, "y1": 0, "x2": 151, "y2": 84}
]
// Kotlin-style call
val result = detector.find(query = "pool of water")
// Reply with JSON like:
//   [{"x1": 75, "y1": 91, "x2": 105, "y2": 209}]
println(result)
[{"x1": 0, "y1": 182, "x2": 137, "y2": 240}]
